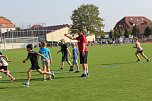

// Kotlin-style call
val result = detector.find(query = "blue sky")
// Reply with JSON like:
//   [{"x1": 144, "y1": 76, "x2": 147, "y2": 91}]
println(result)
[{"x1": 0, "y1": 0, "x2": 152, "y2": 31}]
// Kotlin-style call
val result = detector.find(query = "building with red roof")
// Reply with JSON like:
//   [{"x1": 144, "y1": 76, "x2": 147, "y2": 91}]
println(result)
[
  {"x1": 114, "y1": 16, "x2": 152, "y2": 34},
  {"x1": 0, "y1": 16, "x2": 16, "y2": 33}
]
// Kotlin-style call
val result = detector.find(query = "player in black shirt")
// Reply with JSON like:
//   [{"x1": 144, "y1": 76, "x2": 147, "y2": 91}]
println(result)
[
  {"x1": 57, "y1": 39, "x2": 73, "y2": 71},
  {"x1": 22, "y1": 44, "x2": 55, "y2": 87}
]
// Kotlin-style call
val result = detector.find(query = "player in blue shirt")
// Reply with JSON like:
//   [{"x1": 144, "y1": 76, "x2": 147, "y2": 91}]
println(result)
[
  {"x1": 39, "y1": 41, "x2": 55, "y2": 81},
  {"x1": 71, "y1": 42, "x2": 79, "y2": 73}
]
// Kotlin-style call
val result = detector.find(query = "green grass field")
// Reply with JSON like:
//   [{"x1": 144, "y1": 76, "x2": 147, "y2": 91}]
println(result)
[{"x1": 1, "y1": 43, "x2": 152, "y2": 101}]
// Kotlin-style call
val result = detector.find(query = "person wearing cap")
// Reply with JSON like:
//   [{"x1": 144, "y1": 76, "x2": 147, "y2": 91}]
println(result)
[
  {"x1": 65, "y1": 31, "x2": 89, "y2": 77},
  {"x1": 57, "y1": 39, "x2": 73, "y2": 71}
]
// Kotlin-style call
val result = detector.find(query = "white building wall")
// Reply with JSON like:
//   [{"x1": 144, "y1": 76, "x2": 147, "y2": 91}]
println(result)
[
  {"x1": 46, "y1": 27, "x2": 76, "y2": 42},
  {"x1": 87, "y1": 35, "x2": 95, "y2": 42},
  {"x1": 0, "y1": 28, "x2": 16, "y2": 33}
]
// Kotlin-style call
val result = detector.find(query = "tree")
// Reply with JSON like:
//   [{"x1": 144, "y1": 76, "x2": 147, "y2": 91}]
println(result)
[
  {"x1": 114, "y1": 27, "x2": 122, "y2": 38},
  {"x1": 124, "y1": 29, "x2": 130, "y2": 38},
  {"x1": 144, "y1": 26, "x2": 152, "y2": 37},
  {"x1": 71, "y1": 4, "x2": 104, "y2": 36},
  {"x1": 109, "y1": 30, "x2": 114, "y2": 39},
  {"x1": 131, "y1": 25, "x2": 140, "y2": 37},
  {"x1": 15, "y1": 27, "x2": 21, "y2": 31}
]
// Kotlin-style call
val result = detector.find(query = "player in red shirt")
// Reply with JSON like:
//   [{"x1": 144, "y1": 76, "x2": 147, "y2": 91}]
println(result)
[{"x1": 65, "y1": 31, "x2": 89, "y2": 77}]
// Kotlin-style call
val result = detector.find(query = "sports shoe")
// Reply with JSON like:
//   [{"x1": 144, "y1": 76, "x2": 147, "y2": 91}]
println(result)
[
  {"x1": 51, "y1": 71, "x2": 55, "y2": 79},
  {"x1": 147, "y1": 59, "x2": 150, "y2": 62},
  {"x1": 48, "y1": 77, "x2": 52, "y2": 80},
  {"x1": 74, "y1": 71, "x2": 79, "y2": 73},
  {"x1": 11, "y1": 78, "x2": 15, "y2": 81},
  {"x1": 69, "y1": 69, "x2": 73, "y2": 71},
  {"x1": 137, "y1": 59, "x2": 141, "y2": 62},
  {"x1": 42, "y1": 78, "x2": 46, "y2": 81},
  {"x1": 80, "y1": 74, "x2": 87, "y2": 77},
  {"x1": 22, "y1": 82, "x2": 29, "y2": 87},
  {"x1": 58, "y1": 68, "x2": 63, "y2": 71}
]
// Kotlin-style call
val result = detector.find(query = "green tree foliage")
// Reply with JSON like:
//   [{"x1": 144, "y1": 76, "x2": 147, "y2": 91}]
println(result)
[
  {"x1": 109, "y1": 30, "x2": 114, "y2": 39},
  {"x1": 124, "y1": 29, "x2": 130, "y2": 38},
  {"x1": 114, "y1": 27, "x2": 122, "y2": 38},
  {"x1": 71, "y1": 4, "x2": 104, "y2": 36},
  {"x1": 131, "y1": 25, "x2": 140, "y2": 36},
  {"x1": 144, "y1": 26, "x2": 152, "y2": 37}
]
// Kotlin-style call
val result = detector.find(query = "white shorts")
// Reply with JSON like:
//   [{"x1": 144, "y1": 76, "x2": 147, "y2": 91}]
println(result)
[{"x1": 42, "y1": 59, "x2": 50, "y2": 67}]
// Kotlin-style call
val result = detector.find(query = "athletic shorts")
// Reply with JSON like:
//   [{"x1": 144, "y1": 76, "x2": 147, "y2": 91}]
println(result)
[
  {"x1": 80, "y1": 51, "x2": 88, "y2": 64},
  {"x1": 30, "y1": 65, "x2": 40, "y2": 70},
  {"x1": 137, "y1": 50, "x2": 143, "y2": 53},
  {"x1": 73, "y1": 59, "x2": 78, "y2": 65},
  {"x1": 42, "y1": 59, "x2": 50, "y2": 67},
  {"x1": 62, "y1": 55, "x2": 68, "y2": 62},
  {"x1": 0, "y1": 66, "x2": 7, "y2": 71}
]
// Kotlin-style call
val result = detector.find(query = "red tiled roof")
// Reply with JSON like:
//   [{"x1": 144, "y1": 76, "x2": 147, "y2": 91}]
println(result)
[
  {"x1": 31, "y1": 24, "x2": 70, "y2": 31},
  {"x1": 124, "y1": 16, "x2": 152, "y2": 27},
  {"x1": 114, "y1": 16, "x2": 152, "y2": 34},
  {"x1": 0, "y1": 16, "x2": 15, "y2": 28}
]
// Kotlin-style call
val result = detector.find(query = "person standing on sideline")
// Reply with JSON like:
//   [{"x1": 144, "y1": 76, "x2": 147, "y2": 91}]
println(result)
[
  {"x1": 65, "y1": 31, "x2": 89, "y2": 77},
  {"x1": 71, "y1": 42, "x2": 79, "y2": 73},
  {"x1": 57, "y1": 39, "x2": 73, "y2": 71},
  {"x1": 38, "y1": 41, "x2": 55, "y2": 81}
]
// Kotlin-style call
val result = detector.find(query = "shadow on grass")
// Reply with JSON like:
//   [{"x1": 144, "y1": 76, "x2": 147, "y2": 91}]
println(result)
[
  {"x1": 101, "y1": 62, "x2": 137, "y2": 66},
  {"x1": 55, "y1": 75, "x2": 80, "y2": 79},
  {"x1": 53, "y1": 71, "x2": 74, "y2": 74},
  {"x1": 0, "y1": 86, "x2": 24, "y2": 90},
  {"x1": 12, "y1": 71, "x2": 26, "y2": 74},
  {"x1": 0, "y1": 75, "x2": 81, "y2": 83},
  {"x1": 0, "y1": 78, "x2": 43, "y2": 83}
]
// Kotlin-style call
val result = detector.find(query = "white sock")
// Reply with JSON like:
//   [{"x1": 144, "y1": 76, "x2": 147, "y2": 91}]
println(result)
[
  {"x1": 27, "y1": 81, "x2": 30, "y2": 84},
  {"x1": 83, "y1": 70, "x2": 87, "y2": 75},
  {"x1": 86, "y1": 70, "x2": 88, "y2": 74}
]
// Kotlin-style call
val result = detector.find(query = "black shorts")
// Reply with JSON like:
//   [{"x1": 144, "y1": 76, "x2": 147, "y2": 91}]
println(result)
[
  {"x1": 137, "y1": 50, "x2": 143, "y2": 53},
  {"x1": 30, "y1": 65, "x2": 40, "y2": 70},
  {"x1": 0, "y1": 66, "x2": 7, "y2": 71},
  {"x1": 80, "y1": 51, "x2": 88, "y2": 64},
  {"x1": 62, "y1": 55, "x2": 68, "y2": 62}
]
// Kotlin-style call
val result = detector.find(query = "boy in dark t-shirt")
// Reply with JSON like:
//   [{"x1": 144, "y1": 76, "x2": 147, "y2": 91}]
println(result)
[
  {"x1": 57, "y1": 39, "x2": 73, "y2": 71},
  {"x1": 22, "y1": 44, "x2": 55, "y2": 87}
]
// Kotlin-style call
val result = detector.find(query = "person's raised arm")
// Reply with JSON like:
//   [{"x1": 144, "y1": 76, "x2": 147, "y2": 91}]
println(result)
[
  {"x1": 64, "y1": 34, "x2": 77, "y2": 40},
  {"x1": 0, "y1": 55, "x2": 11, "y2": 62}
]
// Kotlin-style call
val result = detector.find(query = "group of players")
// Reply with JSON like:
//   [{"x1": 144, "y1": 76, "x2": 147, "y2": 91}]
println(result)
[
  {"x1": 0, "y1": 31, "x2": 89, "y2": 87},
  {"x1": 0, "y1": 31, "x2": 150, "y2": 87}
]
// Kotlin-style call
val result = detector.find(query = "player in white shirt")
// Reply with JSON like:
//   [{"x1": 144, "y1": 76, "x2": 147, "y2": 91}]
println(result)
[
  {"x1": 0, "y1": 51, "x2": 15, "y2": 81},
  {"x1": 133, "y1": 37, "x2": 150, "y2": 62}
]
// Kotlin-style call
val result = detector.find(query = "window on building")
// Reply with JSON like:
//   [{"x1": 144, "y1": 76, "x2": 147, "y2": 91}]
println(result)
[
  {"x1": 141, "y1": 18, "x2": 144, "y2": 20},
  {"x1": 130, "y1": 18, "x2": 133, "y2": 20},
  {"x1": 137, "y1": 19, "x2": 139, "y2": 21}
]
